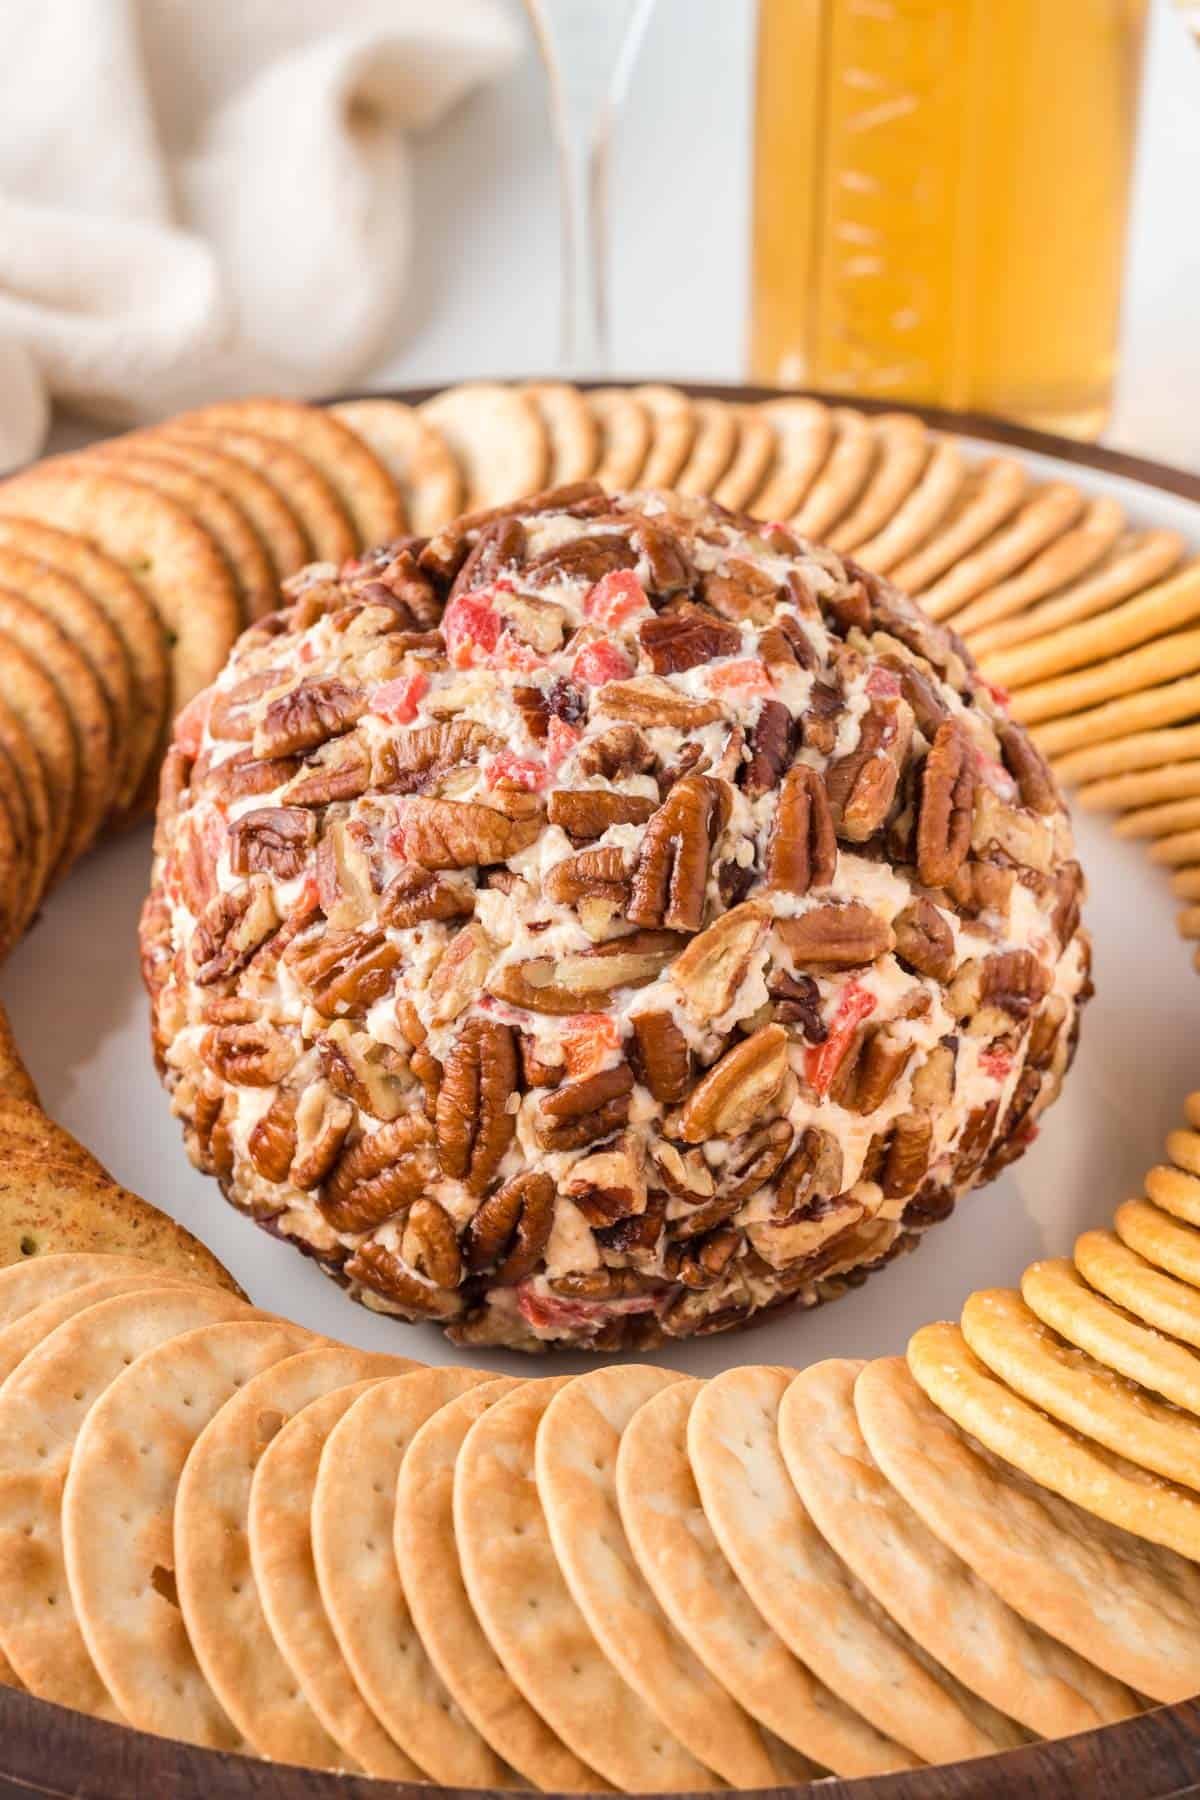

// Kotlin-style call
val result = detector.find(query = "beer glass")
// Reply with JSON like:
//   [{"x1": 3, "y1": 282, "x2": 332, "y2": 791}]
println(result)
[{"x1": 751, "y1": 0, "x2": 1150, "y2": 438}]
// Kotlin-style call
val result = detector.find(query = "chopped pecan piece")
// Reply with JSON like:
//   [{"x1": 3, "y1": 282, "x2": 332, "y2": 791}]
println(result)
[
  {"x1": 893, "y1": 897, "x2": 955, "y2": 982},
  {"x1": 464, "y1": 1171, "x2": 556, "y2": 1284},
  {"x1": 828, "y1": 1024, "x2": 913, "y2": 1114},
  {"x1": 981, "y1": 949, "x2": 1051, "y2": 1020},
  {"x1": 282, "y1": 733, "x2": 371, "y2": 807},
  {"x1": 429, "y1": 922, "x2": 496, "y2": 1023},
  {"x1": 191, "y1": 880, "x2": 279, "y2": 986},
  {"x1": 1051, "y1": 861, "x2": 1084, "y2": 950},
  {"x1": 546, "y1": 788, "x2": 657, "y2": 842},
  {"x1": 380, "y1": 867, "x2": 475, "y2": 930},
  {"x1": 630, "y1": 1010, "x2": 692, "y2": 1104},
  {"x1": 345, "y1": 1240, "x2": 460, "y2": 1317},
  {"x1": 638, "y1": 517, "x2": 694, "y2": 594},
  {"x1": 201, "y1": 1021, "x2": 296, "y2": 1088},
  {"x1": 801, "y1": 680, "x2": 842, "y2": 756},
  {"x1": 547, "y1": 1267, "x2": 662, "y2": 1302},
  {"x1": 972, "y1": 788, "x2": 1054, "y2": 875},
  {"x1": 945, "y1": 859, "x2": 1015, "y2": 919},
  {"x1": 527, "y1": 532, "x2": 636, "y2": 586},
  {"x1": 767, "y1": 765, "x2": 837, "y2": 894},
  {"x1": 563, "y1": 1136, "x2": 647, "y2": 1225},
  {"x1": 677, "y1": 1024, "x2": 789, "y2": 1143},
  {"x1": 767, "y1": 970, "x2": 826, "y2": 1040},
  {"x1": 671, "y1": 902, "x2": 770, "y2": 1021},
  {"x1": 449, "y1": 516, "x2": 526, "y2": 597},
  {"x1": 535, "y1": 1063, "x2": 634, "y2": 1153},
  {"x1": 208, "y1": 668, "x2": 286, "y2": 742},
  {"x1": 775, "y1": 1127, "x2": 844, "y2": 1220},
  {"x1": 229, "y1": 806, "x2": 315, "y2": 880},
  {"x1": 286, "y1": 926, "x2": 400, "y2": 1016},
  {"x1": 877, "y1": 654, "x2": 950, "y2": 739},
  {"x1": 321, "y1": 1115, "x2": 436, "y2": 1232},
  {"x1": 998, "y1": 722, "x2": 1057, "y2": 815},
  {"x1": 881, "y1": 1113, "x2": 934, "y2": 1199},
  {"x1": 402, "y1": 1198, "x2": 462, "y2": 1289},
  {"x1": 638, "y1": 606, "x2": 741, "y2": 675},
  {"x1": 776, "y1": 901, "x2": 893, "y2": 970},
  {"x1": 1027, "y1": 995, "x2": 1068, "y2": 1071},
  {"x1": 577, "y1": 725, "x2": 656, "y2": 781},
  {"x1": 290, "y1": 1083, "x2": 354, "y2": 1190},
  {"x1": 363, "y1": 547, "x2": 441, "y2": 629},
  {"x1": 486, "y1": 931, "x2": 680, "y2": 1014},
  {"x1": 911, "y1": 1038, "x2": 957, "y2": 1109},
  {"x1": 519, "y1": 1032, "x2": 563, "y2": 1088},
  {"x1": 373, "y1": 720, "x2": 494, "y2": 794},
  {"x1": 317, "y1": 1027, "x2": 409, "y2": 1122},
  {"x1": 205, "y1": 750, "x2": 304, "y2": 805},
  {"x1": 917, "y1": 722, "x2": 975, "y2": 888},
  {"x1": 513, "y1": 685, "x2": 550, "y2": 743},
  {"x1": 724, "y1": 1118, "x2": 794, "y2": 1200},
  {"x1": 665, "y1": 1227, "x2": 739, "y2": 1289},
  {"x1": 393, "y1": 796, "x2": 540, "y2": 869},
  {"x1": 316, "y1": 816, "x2": 376, "y2": 929},
  {"x1": 826, "y1": 576, "x2": 872, "y2": 635},
  {"x1": 826, "y1": 696, "x2": 914, "y2": 843},
  {"x1": 595, "y1": 676, "x2": 723, "y2": 730},
  {"x1": 435, "y1": 1017, "x2": 519, "y2": 1194},
  {"x1": 742, "y1": 700, "x2": 795, "y2": 797},
  {"x1": 701, "y1": 559, "x2": 781, "y2": 625},
  {"x1": 544, "y1": 846, "x2": 630, "y2": 907},
  {"x1": 253, "y1": 677, "x2": 367, "y2": 760},
  {"x1": 628, "y1": 775, "x2": 727, "y2": 933},
  {"x1": 955, "y1": 1099, "x2": 999, "y2": 1182},
  {"x1": 247, "y1": 1088, "x2": 298, "y2": 1183}
]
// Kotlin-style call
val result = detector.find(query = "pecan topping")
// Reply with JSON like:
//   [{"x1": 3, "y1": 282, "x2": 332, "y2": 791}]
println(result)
[
  {"x1": 563, "y1": 1137, "x2": 647, "y2": 1226},
  {"x1": 801, "y1": 680, "x2": 843, "y2": 756},
  {"x1": 577, "y1": 725, "x2": 656, "y2": 781},
  {"x1": 628, "y1": 775, "x2": 727, "y2": 933},
  {"x1": 677, "y1": 1024, "x2": 789, "y2": 1142},
  {"x1": 596, "y1": 676, "x2": 724, "y2": 730},
  {"x1": 775, "y1": 1127, "x2": 844, "y2": 1220},
  {"x1": 286, "y1": 926, "x2": 400, "y2": 1016},
  {"x1": 776, "y1": 901, "x2": 893, "y2": 970},
  {"x1": 972, "y1": 788, "x2": 1054, "y2": 874},
  {"x1": 435, "y1": 1017, "x2": 519, "y2": 1194},
  {"x1": 917, "y1": 722, "x2": 975, "y2": 888},
  {"x1": 544, "y1": 846, "x2": 630, "y2": 908},
  {"x1": 380, "y1": 867, "x2": 474, "y2": 930},
  {"x1": 547, "y1": 788, "x2": 657, "y2": 842},
  {"x1": 229, "y1": 806, "x2": 315, "y2": 880},
  {"x1": 393, "y1": 796, "x2": 540, "y2": 869},
  {"x1": 742, "y1": 700, "x2": 795, "y2": 797},
  {"x1": 247, "y1": 1088, "x2": 298, "y2": 1183},
  {"x1": 401, "y1": 1198, "x2": 462, "y2": 1289},
  {"x1": 1051, "y1": 860, "x2": 1084, "y2": 950},
  {"x1": 254, "y1": 677, "x2": 367, "y2": 760},
  {"x1": 767, "y1": 765, "x2": 837, "y2": 894},
  {"x1": 724, "y1": 1118, "x2": 794, "y2": 1200},
  {"x1": 487, "y1": 930, "x2": 680, "y2": 1014},
  {"x1": 945, "y1": 860, "x2": 1015, "y2": 919},
  {"x1": 449, "y1": 516, "x2": 526, "y2": 596},
  {"x1": 535, "y1": 1063, "x2": 634, "y2": 1153},
  {"x1": 893, "y1": 898, "x2": 955, "y2": 982},
  {"x1": 209, "y1": 669, "x2": 286, "y2": 742},
  {"x1": 877, "y1": 654, "x2": 950, "y2": 739},
  {"x1": 767, "y1": 970, "x2": 827, "y2": 1040},
  {"x1": 665, "y1": 1227, "x2": 739, "y2": 1288},
  {"x1": 465, "y1": 1171, "x2": 555, "y2": 1284},
  {"x1": 826, "y1": 696, "x2": 914, "y2": 843},
  {"x1": 528, "y1": 532, "x2": 636, "y2": 586},
  {"x1": 191, "y1": 881, "x2": 278, "y2": 986},
  {"x1": 282, "y1": 733, "x2": 371, "y2": 807},
  {"x1": 207, "y1": 750, "x2": 304, "y2": 805},
  {"x1": 513, "y1": 685, "x2": 550, "y2": 743},
  {"x1": 639, "y1": 606, "x2": 741, "y2": 675},
  {"x1": 829, "y1": 1025, "x2": 913, "y2": 1115},
  {"x1": 701, "y1": 559, "x2": 780, "y2": 625},
  {"x1": 318, "y1": 1028, "x2": 409, "y2": 1122},
  {"x1": 201, "y1": 1022, "x2": 296, "y2": 1088},
  {"x1": 881, "y1": 1113, "x2": 933, "y2": 1199},
  {"x1": 429, "y1": 922, "x2": 495, "y2": 1023},
  {"x1": 548, "y1": 1267, "x2": 662, "y2": 1302},
  {"x1": 671, "y1": 902, "x2": 769, "y2": 1021},
  {"x1": 344, "y1": 1240, "x2": 459, "y2": 1317},
  {"x1": 1027, "y1": 995, "x2": 1068, "y2": 1071},
  {"x1": 981, "y1": 949, "x2": 1051, "y2": 1020},
  {"x1": 638, "y1": 517, "x2": 694, "y2": 594},
  {"x1": 998, "y1": 722, "x2": 1057, "y2": 815},
  {"x1": 373, "y1": 720, "x2": 493, "y2": 794},
  {"x1": 321, "y1": 1115, "x2": 436, "y2": 1232},
  {"x1": 630, "y1": 1010, "x2": 692, "y2": 1104},
  {"x1": 290, "y1": 1083, "x2": 354, "y2": 1190}
]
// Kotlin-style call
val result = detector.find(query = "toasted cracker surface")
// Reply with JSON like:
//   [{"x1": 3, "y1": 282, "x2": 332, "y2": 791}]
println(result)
[
  {"x1": 1024, "y1": 1257, "x2": 1200, "y2": 1417},
  {"x1": 333, "y1": 399, "x2": 461, "y2": 533},
  {"x1": 420, "y1": 384, "x2": 548, "y2": 512},
  {"x1": 520, "y1": 385, "x2": 600, "y2": 487},
  {"x1": 159, "y1": 424, "x2": 357, "y2": 565}
]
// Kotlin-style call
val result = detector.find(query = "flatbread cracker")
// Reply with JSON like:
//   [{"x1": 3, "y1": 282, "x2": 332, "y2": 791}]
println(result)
[
  {"x1": 0, "y1": 789, "x2": 23, "y2": 953},
  {"x1": 0, "y1": 1014, "x2": 39, "y2": 1112},
  {"x1": 961, "y1": 1287, "x2": 1200, "y2": 1495},
  {"x1": 0, "y1": 516, "x2": 168, "y2": 815},
  {"x1": 853, "y1": 439, "x2": 965, "y2": 575},
  {"x1": 1157, "y1": 1132, "x2": 1200, "y2": 1194},
  {"x1": 313, "y1": 1367, "x2": 511, "y2": 1785},
  {"x1": 1054, "y1": 718, "x2": 1200, "y2": 786},
  {"x1": 0, "y1": 1274, "x2": 201, "y2": 1388},
  {"x1": 1023, "y1": 1258, "x2": 1200, "y2": 1418},
  {"x1": 971, "y1": 529, "x2": 1187, "y2": 664},
  {"x1": 0, "y1": 1104, "x2": 108, "y2": 1182},
  {"x1": 62, "y1": 1318, "x2": 312, "y2": 1748},
  {"x1": 674, "y1": 398, "x2": 739, "y2": 497},
  {"x1": 827, "y1": 412, "x2": 928, "y2": 553},
  {"x1": 890, "y1": 456, "x2": 1028, "y2": 595},
  {"x1": 687, "y1": 1365, "x2": 1024, "y2": 1764},
  {"x1": 454, "y1": 1377, "x2": 719, "y2": 1792},
  {"x1": 792, "y1": 407, "x2": 874, "y2": 541},
  {"x1": 746, "y1": 398, "x2": 831, "y2": 521},
  {"x1": 0, "y1": 630, "x2": 76, "y2": 873},
  {"x1": 616, "y1": 1376, "x2": 916, "y2": 1778},
  {"x1": 180, "y1": 399, "x2": 404, "y2": 549},
  {"x1": 520, "y1": 385, "x2": 600, "y2": 486},
  {"x1": 127, "y1": 437, "x2": 307, "y2": 581},
  {"x1": 536, "y1": 1364, "x2": 775, "y2": 1788},
  {"x1": 0, "y1": 1285, "x2": 251, "y2": 1716},
  {"x1": 248, "y1": 1379, "x2": 419, "y2": 1778},
  {"x1": 587, "y1": 388, "x2": 651, "y2": 491},
  {"x1": 1122, "y1": 795, "x2": 1200, "y2": 841},
  {"x1": 908, "y1": 1320, "x2": 1200, "y2": 1562},
  {"x1": 634, "y1": 386, "x2": 696, "y2": 488},
  {"x1": 333, "y1": 399, "x2": 462, "y2": 533},
  {"x1": 1115, "y1": 1198, "x2": 1200, "y2": 1290},
  {"x1": 918, "y1": 482, "x2": 1086, "y2": 621},
  {"x1": 159, "y1": 424, "x2": 356, "y2": 566},
  {"x1": 0, "y1": 466, "x2": 239, "y2": 710},
  {"x1": 779, "y1": 1359, "x2": 1137, "y2": 1738},
  {"x1": 952, "y1": 494, "x2": 1125, "y2": 641},
  {"x1": 1012, "y1": 628, "x2": 1200, "y2": 732},
  {"x1": 0, "y1": 1251, "x2": 173, "y2": 1333},
  {"x1": 1149, "y1": 828, "x2": 1200, "y2": 868},
  {"x1": 856, "y1": 1355, "x2": 1200, "y2": 1703},
  {"x1": 175, "y1": 1344, "x2": 407, "y2": 1770},
  {"x1": 712, "y1": 407, "x2": 775, "y2": 511},
  {"x1": 397, "y1": 1379, "x2": 606, "y2": 1793},
  {"x1": 1077, "y1": 759, "x2": 1200, "y2": 816},
  {"x1": 0, "y1": 696, "x2": 52, "y2": 922},
  {"x1": 420, "y1": 384, "x2": 548, "y2": 512}
]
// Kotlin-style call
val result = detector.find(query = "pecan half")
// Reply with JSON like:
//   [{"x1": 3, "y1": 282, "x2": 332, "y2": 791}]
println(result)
[
  {"x1": 671, "y1": 901, "x2": 770, "y2": 1021},
  {"x1": 893, "y1": 897, "x2": 955, "y2": 982},
  {"x1": 596, "y1": 676, "x2": 723, "y2": 730},
  {"x1": 801, "y1": 680, "x2": 842, "y2": 756},
  {"x1": 435, "y1": 1017, "x2": 519, "y2": 1194},
  {"x1": 290, "y1": 1082, "x2": 354, "y2": 1190},
  {"x1": 373, "y1": 720, "x2": 494, "y2": 794},
  {"x1": 282, "y1": 733, "x2": 371, "y2": 807},
  {"x1": 724, "y1": 1118, "x2": 794, "y2": 1200},
  {"x1": 877, "y1": 654, "x2": 950, "y2": 739},
  {"x1": 742, "y1": 700, "x2": 795, "y2": 797},
  {"x1": 393, "y1": 796, "x2": 540, "y2": 869},
  {"x1": 638, "y1": 517, "x2": 694, "y2": 594},
  {"x1": 1051, "y1": 861, "x2": 1084, "y2": 950},
  {"x1": 345, "y1": 1241, "x2": 459, "y2": 1317},
  {"x1": 826, "y1": 696, "x2": 914, "y2": 843},
  {"x1": 254, "y1": 677, "x2": 367, "y2": 759},
  {"x1": 665, "y1": 1227, "x2": 739, "y2": 1289},
  {"x1": 981, "y1": 949, "x2": 1051, "y2": 1020},
  {"x1": 828, "y1": 1023, "x2": 913, "y2": 1114},
  {"x1": 229, "y1": 806, "x2": 315, "y2": 880},
  {"x1": 546, "y1": 788, "x2": 657, "y2": 842},
  {"x1": 628, "y1": 775, "x2": 726, "y2": 933},
  {"x1": 639, "y1": 606, "x2": 741, "y2": 675},
  {"x1": 577, "y1": 725, "x2": 656, "y2": 781},
  {"x1": 776, "y1": 901, "x2": 893, "y2": 970},
  {"x1": 321, "y1": 1115, "x2": 436, "y2": 1232},
  {"x1": 487, "y1": 930, "x2": 680, "y2": 1013},
  {"x1": 1027, "y1": 995, "x2": 1068, "y2": 1071},
  {"x1": 380, "y1": 867, "x2": 475, "y2": 930},
  {"x1": 286, "y1": 926, "x2": 400, "y2": 1016},
  {"x1": 677, "y1": 1024, "x2": 789, "y2": 1142},
  {"x1": 402, "y1": 1198, "x2": 462, "y2": 1289},
  {"x1": 201, "y1": 1022, "x2": 296, "y2": 1087},
  {"x1": 945, "y1": 859, "x2": 1015, "y2": 919},
  {"x1": 544, "y1": 846, "x2": 630, "y2": 908},
  {"x1": 767, "y1": 765, "x2": 836, "y2": 894},
  {"x1": 917, "y1": 722, "x2": 975, "y2": 888},
  {"x1": 209, "y1": 669, "x2": 286, "y2": 742},
  {"x1": 247, "y1": 1088, "x2": 298, "y2": 1182},
  {"x1": 972, "y1": 788, "x2": 1054, "y2": 875},
  {"x1": 630, "y1": 1010, "x2": 692, "y2": 1104},
  {"x1": 527, "y1": 532, "x2": 636, "y2": 586},
  {"x1": 701, "y1": 559, "x2": 780, "y2": 625},
  {"x1": 548, "y1": 1267, "x2": 662, "y2": 1302},
  {"x1": 998, "y1": 722, "x2": 1057, "y2": 815},
  {"x1": 535, "y1": 1063, "x2": 634, "y2": 1153},
  {"x1": 881, "y1": 1113, "x2": 933, "y2": 1199},
  {"x1": 464, "y1": 1171, "x2": 555, "y2": 1284},
  {"x1": 955, "y1": 1099, "x2": 999, "y2": 1182},
  {"x1": 191, "y1": 880, "x2": 279, "y2": 986},
  {"x1": 448, "y1": 516, "x2": 526, "y2": 596}
]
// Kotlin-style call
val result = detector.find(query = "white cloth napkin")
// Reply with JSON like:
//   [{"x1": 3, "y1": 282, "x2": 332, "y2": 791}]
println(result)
[{"x1": 0, "y1": 0, "x2": 520, "y2": 471}]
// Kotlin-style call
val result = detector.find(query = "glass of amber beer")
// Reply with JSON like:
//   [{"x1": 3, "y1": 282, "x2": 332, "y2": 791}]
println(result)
[{"x1": 751, "y1": 0, "x2": 1149, "y2": 437}]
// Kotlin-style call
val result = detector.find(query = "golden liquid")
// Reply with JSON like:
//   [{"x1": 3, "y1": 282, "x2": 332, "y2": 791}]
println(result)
[{"x1": 751, "y1": 0, "x2": 1148, "y2": 437}]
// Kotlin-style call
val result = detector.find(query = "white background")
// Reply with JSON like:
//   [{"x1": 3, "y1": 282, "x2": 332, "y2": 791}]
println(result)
[{"x1": 372, "y1": 0, "x2": 1200, "y2": 469}]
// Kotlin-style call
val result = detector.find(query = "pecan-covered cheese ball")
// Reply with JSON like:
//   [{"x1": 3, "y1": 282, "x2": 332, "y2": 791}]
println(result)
[{"x1": 141, "y1": 484, "x2": 1090, "y2": 1351}]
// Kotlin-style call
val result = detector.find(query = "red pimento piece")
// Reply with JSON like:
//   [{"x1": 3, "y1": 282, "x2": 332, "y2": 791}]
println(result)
[
  {"x1": 493, "y1": 630, "x2": 548, "y2": 674},
  {"x1": 573, "y1": 639, "x2": 634, "y2": 688},
  {"x1": 517, "y1": 1283, "x2": 658, "y2": 1331},
  {"x1": 487, "y1": 750, "x2": 547, "y2": 794},
  {"x1": 804, "y1": 981, "x2": 877, "y2": 1098},
  {"x1": 562, "y1": 1013, "x2": 621, "y2": 1078},
  {"x1": 173, "y1": 686, "x2": 214, "y2": 758},
  {"x1": 866, "y1": 667, "x2": 903, "y2": 701},
  {"x1": 979, "y1": 1045, "x2": 1013, "y2": 1081},
  {"x1": 706, "y1": 658, "x2": 774, "y2": 696},
  {"x1": 371, "y1": 672, "x2": 428, "y2": 723},
  {"x1": 980, "y1": 677, "x2": 1012, "y2": 712},
  {"x1": 546, "y1": 715, "x2": 581, "y2": 771},
  {"x1": 441, "y1": 592, "x2": 503, "y2": 668},
  {"x1": 584, "y1": 569, "x2": 649, "y2": 628}
]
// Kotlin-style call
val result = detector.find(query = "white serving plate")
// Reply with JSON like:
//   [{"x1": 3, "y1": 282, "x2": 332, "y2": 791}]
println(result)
[{"x1": 2, "y1": 434, "x2": 1197, "y2": 1383}]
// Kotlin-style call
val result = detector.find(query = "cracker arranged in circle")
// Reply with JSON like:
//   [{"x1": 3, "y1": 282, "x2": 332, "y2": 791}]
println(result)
[
  {"x1": 778, "y1": 1359, "x2": 1138, "y2": 1738},
  {"x1": 1023, "y1": 1258, "x2": 1200, "y2": 1418},
  {"x1": 332, "y1": 399, "x2": 462, "y2": 533},
  {"x1": 792, "y1": 406, "x2": 874, "y2": 541},
  {"x1": 908, "y1": 1320, "x2": 1200, "y2": 1562},
  {"x1": 0, "y1": 696, "x2": 52, "y2": 925},
  {"x1": 891, "y1": 456, "x2": 1027, "y2": 595},
  {"x1": 856, "y1": 1355, "x2": 1200, "y2": 1704},
  {"x1": 175, "y1": 1344, "x2": 407, "y2": 1771},
  {"x1": 962, "y1": 1287, "x2": 1200, "y2": 1493},
  {"x1": 616, "y1": 1376, "x2": 916, "y2": 1779},
  {"x1": 634, "y1": 385, "x2": 696, "y2": 489},
  {"x1": 1055, "y1": 723, "x2": 1200, "y2": 791},
  {"x1": 853, "y1": 438, "x2": 965, "y2": 575},
  {"x1": 248, "y1": 1379, "x2": 419, "y2": 1778},
  {"x1": 0, "y1": 780, "x2": 22, "y2": 953},
  {"x1": 1116, "y1": 1197, "x2": 1200, "y2": 1290},
  {"x1": 62, "y1": 1317, "x2": 312, "y2": 1748},
  {"x1": 420, "y1": 384, "x2": 548, "y2": 512},
  {"x1": 687, "y1": 1365, "x2": 1024, "y2": 1763},
  {"x1": 179, "y1": 399, "x2": 404, "y2": 548},
  {"x1": 972, "y1": 529, "x2": 1187, "y2": 666},
  {"x1": 88, "y1": 445, "x2": 276, "y2": 624},
  {"x1": 159, "y1": 425, "x2": 357, "y2": 566},
  {"x1": 951, "y1": 495, "x2": 1126, "y2": 641},
  {"x1": 396, "y1": 1378, "x2": 604, "y2": 1793},
  {"x1": 0, "y1": 1252, "x2": 169, "y2": 1332},
  {"x1": 827, "y1": 412, "x2": 928, "y2": 553},
  {"x1": 1150, "y1": 826, "x2": 1200, "y2": 869},
  {"x1": 919, "y1": 482, "x2": 1086, "y2": 621},
  {"x1": 1115, "y1": 795, "x2": 1200, "y2": 842},
  {"x1": 587, "y1": 387, "x2": 652, "y2": 491},
  {"x1": 0, "y1": 1273, "x2": 203, "y2": 1389},
  {"x1": 0, "y1": 1100, "x2": 110, "y2": 1185},
  {"x1": 1013, "y1": 629, "x2": 1200, "y2": 734},
  {"x1": 747, "y1": 398, "x2": 832, "y2": 521},
  {"x1": 712, "y1": 406, "x2": 775, "y2": 511},
  {"x1": 0, "y1": 467, "x2": 239, "y2": 710},
  {"x1": 1077, "y1": 759, "x2": 1200, "y2": 817},
  {"x1": 537, "y1": 1364, "x2": 775, "y2": 1789},
  {"x1": 519, "y1": 385, "x2": 600, "y2": 487},
  {"x1": 675, "y1": 398, "x2": 739, "y2": 497},
  {"x1": 0, "y1": 631, "x2": 76, "y2": 873},
  {"x1": 454, "y1": 1377, "x2": 719, "y2": 1792},
  {"x1": 313, "y1": 1366, "x2": 510, "y2": 1786},
  {"x1": 0, "y1": 587, "x2": 112, "y2": 875},
  {"x1": 0, "y1": 516, "x2": 169, "y2": 815},
  {"x1": 0, "y1": 1285, "x2": 251, "y2": 1717},
  {"x1": 0, "y1": 1014, "x2": 38, "y2": 1115},
  {"x1": 127, "y1": 437, "x2": 307, "y2": 583}
]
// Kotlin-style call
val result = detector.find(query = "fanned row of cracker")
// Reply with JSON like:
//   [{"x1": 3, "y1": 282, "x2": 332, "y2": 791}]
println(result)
[{"x1": 7, "y1": 1099, "x2": 1200, "y2": 1781}]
